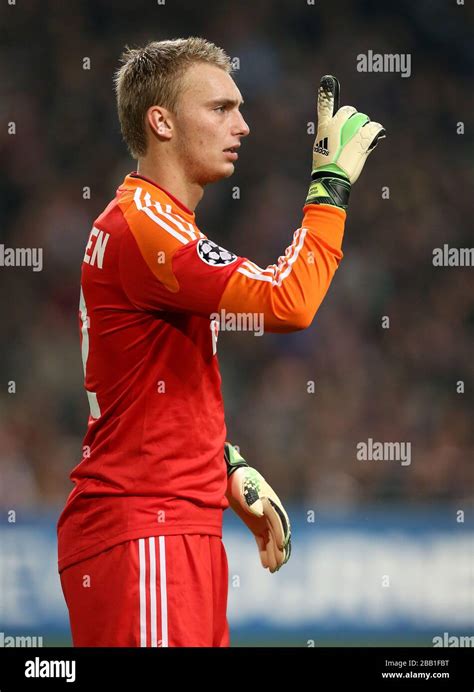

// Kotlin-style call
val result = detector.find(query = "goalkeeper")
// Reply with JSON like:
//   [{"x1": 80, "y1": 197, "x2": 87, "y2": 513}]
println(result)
[{"x1": 57, "y1": 38, "x2": 385, "y2": 647}]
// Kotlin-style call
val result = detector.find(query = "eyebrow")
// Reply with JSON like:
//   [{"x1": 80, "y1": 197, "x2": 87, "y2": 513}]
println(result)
[{"x1": 207, "y1": 97, "x2": 244, "y2": 107}]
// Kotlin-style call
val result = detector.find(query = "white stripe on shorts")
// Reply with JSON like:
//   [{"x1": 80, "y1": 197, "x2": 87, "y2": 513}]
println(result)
[
  {"x1": 138, "y1": 538, "x2": 147, "y2": 647},
  {"x1": 149, "y1": 537, "x2": 157, "y2": 647},
  {"x1": 159, "y1": 536, "x2": 168, "y2": 647},
  {"x1": 138, "y1": 537, "x2": 168, "y2": 647}
]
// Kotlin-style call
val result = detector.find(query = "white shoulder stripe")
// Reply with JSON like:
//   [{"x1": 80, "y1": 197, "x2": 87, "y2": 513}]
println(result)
[
  {"x1": 241, "y1": 259, "x2": 267, "y2": 274},
  {"x1": 236, "y1": 227, "x2": 307, "y2": 286},
  {"x1": 155, "y1": 201, "x2": 197, "y2": 240},
  {"x1": 189, "y1": 225, "x2": 204, "y2": 240},
  {"x1": 133, "y1": 188, "x2": 189, "y2": 244},
  {"x1": 237, "y1": 266, "x2": 274, "y2": 282},
  {"x1": 240, "y1": 262, "x2": 273, "y2": 277},
  {"x1": 188, "y1": 222, "x2": 206, "y2": 239},
  {"x1": 275, "y1": 227, "x2": 307, "y2": 283}
]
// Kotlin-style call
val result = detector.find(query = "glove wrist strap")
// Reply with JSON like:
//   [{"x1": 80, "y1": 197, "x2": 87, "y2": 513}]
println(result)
[
  {"x1": 305, "y1": 172, "x2": 351, "y2": 211},
  {"x1": 224, "y1": 442, "x2": 249, "y2": 478}
]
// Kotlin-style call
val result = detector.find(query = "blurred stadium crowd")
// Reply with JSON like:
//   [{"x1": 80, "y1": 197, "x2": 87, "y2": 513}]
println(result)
[{"x1": 1, "y1": 0, "x2": 472, "y2": 512}]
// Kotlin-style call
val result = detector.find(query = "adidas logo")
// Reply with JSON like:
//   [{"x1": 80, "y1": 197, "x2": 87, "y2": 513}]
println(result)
[{"x1": 314, "y1": 136, "x2": 329, "y2": 156}]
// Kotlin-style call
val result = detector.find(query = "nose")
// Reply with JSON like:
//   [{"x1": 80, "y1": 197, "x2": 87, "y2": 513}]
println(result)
[{"x1": 234, "y1": 111, "x2": 250, "y2": 138}]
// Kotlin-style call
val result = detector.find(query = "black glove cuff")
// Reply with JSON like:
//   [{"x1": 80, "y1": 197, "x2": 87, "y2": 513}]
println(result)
[
  {"x1": 306, "y1": 173, "x2": 351, "y2": 211},
  {"x1": 224, "y1": 442, "x2": 249, "y2": 477}
]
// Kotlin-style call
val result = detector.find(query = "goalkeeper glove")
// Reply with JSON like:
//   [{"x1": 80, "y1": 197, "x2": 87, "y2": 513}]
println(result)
[
  {"x1": 306, "y1": 75, "x2": 386, "y2": 211},
  {"x1": 224, "y1": 442, "x2": 291, "y2": 573}
]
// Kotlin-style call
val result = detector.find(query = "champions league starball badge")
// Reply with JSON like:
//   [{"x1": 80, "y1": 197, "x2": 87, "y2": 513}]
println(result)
[{"x1": 196, "y1": 239, "x2": 238, "y2": 267}]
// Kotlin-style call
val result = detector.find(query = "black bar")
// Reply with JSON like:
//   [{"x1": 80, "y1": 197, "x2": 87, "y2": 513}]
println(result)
[{"x1": 0, "y1": 647, "x2": 472, "y2": 689}]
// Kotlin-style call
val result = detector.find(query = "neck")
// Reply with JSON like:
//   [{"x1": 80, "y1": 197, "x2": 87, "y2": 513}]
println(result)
[{"x1": 137, "y1": 153, "x2": 204, "y2": 212}]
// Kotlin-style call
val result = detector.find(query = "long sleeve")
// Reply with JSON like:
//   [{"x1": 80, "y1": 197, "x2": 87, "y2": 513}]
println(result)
[
  {"x1": 217, "y1": 204, "x2": 345, "y2": 332},
  {"x1": 118, "y1": 181, "x2": 345, "y2": 332}
]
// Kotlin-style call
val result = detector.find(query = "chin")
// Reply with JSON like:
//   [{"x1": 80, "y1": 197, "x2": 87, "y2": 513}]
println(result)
[
  {"x1": 221, "y1": 163, "x2": 235, "y2": 179},
  {"x1": 201, "y1": 164, "x2": 234, "y2": 184}
]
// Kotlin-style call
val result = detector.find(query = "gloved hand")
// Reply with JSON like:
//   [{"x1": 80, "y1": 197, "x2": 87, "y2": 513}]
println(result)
[
  {"x1": 224, "y1": 442, "x2": 291, "y2": 573},
  {"x1": 306, "y1": 75, "x2": 386, "y2": 210}
]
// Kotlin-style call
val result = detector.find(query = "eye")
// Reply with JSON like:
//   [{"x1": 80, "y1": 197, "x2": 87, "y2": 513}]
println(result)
[{"x1": 215, "y1": 105, "x2": 226, "y2": 113}]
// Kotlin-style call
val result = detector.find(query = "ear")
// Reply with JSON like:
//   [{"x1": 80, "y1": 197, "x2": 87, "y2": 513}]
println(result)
[{"x1": 147, "y1": 106, "x2": 173, "y2": 141}]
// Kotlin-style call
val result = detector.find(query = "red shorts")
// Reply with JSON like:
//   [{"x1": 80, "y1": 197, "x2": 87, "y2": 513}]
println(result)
[{"x1": 60, "y1": 534, "x2": 230, "y2": 647}]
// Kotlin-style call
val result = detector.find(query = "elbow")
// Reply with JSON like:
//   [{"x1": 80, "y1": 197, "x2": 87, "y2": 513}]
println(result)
[
  {"x1": 285, "y1": 308, "x2": 314, "y2": 331},
  {"x1": 266, "y1": 297, "x2": 320, "y2": 332}
]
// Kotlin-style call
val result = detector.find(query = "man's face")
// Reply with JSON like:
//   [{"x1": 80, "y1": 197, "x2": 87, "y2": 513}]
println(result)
[{"x1": 171, "y1": 63, "x2": 250, "y2": 185}]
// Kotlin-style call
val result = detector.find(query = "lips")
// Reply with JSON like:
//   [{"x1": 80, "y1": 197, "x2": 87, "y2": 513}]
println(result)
[{"x1": 224, "y1": 145, "x2": 240, "y2": 161}]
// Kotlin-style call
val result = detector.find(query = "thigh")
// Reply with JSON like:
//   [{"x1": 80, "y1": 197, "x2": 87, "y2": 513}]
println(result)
[
  {"x1": 164, "y1": 535, "x2": 230, "y2": 647},
  {"x1": 60, "y1": 540, "x2": 142, "y2": 647},
  {"x1": 209, "y1": 535, "x2": 230, "y2": 647},
  {"x1": 60, "y1": 535, "x2": 230, "y2": 647}
]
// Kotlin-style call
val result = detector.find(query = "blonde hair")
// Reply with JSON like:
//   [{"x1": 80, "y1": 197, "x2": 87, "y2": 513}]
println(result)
[{"x1": 114, "y1": 37, "x2": 233, "y2": 159}]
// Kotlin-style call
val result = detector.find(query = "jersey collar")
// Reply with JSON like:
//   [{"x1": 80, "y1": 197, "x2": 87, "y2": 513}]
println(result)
[{"x1": 122, "y1": 172, "x2": 195, "y2": 220}]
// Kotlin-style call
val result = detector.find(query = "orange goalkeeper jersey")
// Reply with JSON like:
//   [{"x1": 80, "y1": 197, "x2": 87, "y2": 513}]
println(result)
[{"x1": 57, "y1": 171, "x2": 345, "y2": 572}]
